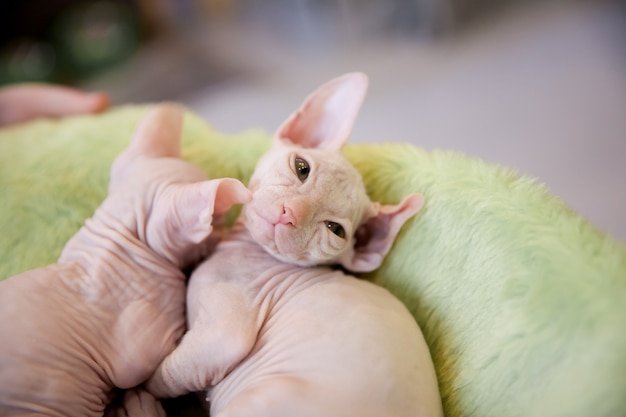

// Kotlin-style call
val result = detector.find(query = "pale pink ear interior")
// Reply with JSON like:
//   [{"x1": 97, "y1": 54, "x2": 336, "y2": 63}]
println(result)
[
  {"x1": 340, "y1": 194, "x2": 425, "y2": 273},
  {"x1": 147, "y1": 178, "x2": 252, "y2": 267},
  {"x1": 275, "y1": 72, "x2": 369, "y2": 150},
  {"x1": 171, "y1": 178, "x2": 252, "y2": 244}
]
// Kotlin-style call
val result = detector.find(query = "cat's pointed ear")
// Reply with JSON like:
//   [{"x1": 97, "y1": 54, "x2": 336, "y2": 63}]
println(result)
[
  {"x1": 126, "y1": 103, "x2": 184, "y2": 159},
  {"x1": 275, "y1": 72, "x2": 368, "y2": 150},
  {"x1": 110, "y1": 104, "x2": 184, "y2": 187},
  {"x1": 162, "y1": 178, "x2": 252, "y2": 244},
  {"x1": 339, "y1": 194, "x2": 425, "y2": 273},
  {"x1": 147, "y1": 178, "x2": 252, "y2": 267}
]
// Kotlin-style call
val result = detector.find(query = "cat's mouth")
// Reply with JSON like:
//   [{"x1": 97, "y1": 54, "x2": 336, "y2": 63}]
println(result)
[
  {"x1": 261, "y1": 219, "x2": 295, "y2": 254},
  {"x1": 267, "y1": 223, "x2": 314, "y2": 265},
  {"x1": 245, "y1": 207, "x2": 278, "y2": 249},
  {"x1": 246, "y1": 206, "x2": 305, "y2": 260}
]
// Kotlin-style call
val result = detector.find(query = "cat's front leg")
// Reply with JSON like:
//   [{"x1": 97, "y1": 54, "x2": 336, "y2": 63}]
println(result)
[
  {"x1": 146, "y1": 274, "x2": 261, "y2": 398},
  {"x1": 146, "y1": 323, "x2": 257, "y2": 399},
  {"x1": 143, "y1": 178, "x2": 252, "y2": 270}
]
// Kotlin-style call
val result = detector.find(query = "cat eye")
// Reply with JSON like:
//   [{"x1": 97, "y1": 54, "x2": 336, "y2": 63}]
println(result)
[
  {"x1": 294, "y1": 157, "x2": 310, "y2": 182},
  {"x1": 325, "y1": 221, "x2": 346, "y2": 239}
]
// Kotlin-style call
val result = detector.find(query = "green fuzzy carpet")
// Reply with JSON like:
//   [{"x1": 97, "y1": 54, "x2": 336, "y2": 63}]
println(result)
[{"x1": 1, "y1": 106, "x2": 625, "y2": 417}]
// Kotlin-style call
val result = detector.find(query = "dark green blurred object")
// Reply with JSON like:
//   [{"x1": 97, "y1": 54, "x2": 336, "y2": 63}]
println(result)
[
  {"x1": 0, "y1": 40, "x2": 58, "y2": 85},
  {"x1": 52, "y1": 1, "x2": 139, "y2": 77},
  {"x1": 0, "y1": 0, "x2": 140, "y2": 86}
]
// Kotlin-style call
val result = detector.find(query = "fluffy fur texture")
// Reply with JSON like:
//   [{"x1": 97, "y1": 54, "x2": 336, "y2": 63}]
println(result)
[{"x1": 1, "y1": 106, "x2": 625, "y2": 417}]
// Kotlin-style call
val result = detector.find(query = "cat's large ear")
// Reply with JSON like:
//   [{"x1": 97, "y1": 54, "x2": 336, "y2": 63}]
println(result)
[
  {"x1": 339, "y1": 194, "x2": 425, "y2": 273},
  {"x1": 125, "y1": 103, "x2": 184, "y2": 159},
  {"x1": 111, "y1": 104, "x2": 184, "y2": 187},
  {"x1": 275, "y1": 72, "x2": 368, "y2": 150},
  {"x1": 147, "y1": 178, "x2": 252, "y2": 267}
]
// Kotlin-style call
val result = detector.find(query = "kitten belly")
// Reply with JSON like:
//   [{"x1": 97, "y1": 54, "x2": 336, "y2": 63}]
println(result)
[{"x1": 207, "y1": 274, "x2": 442, "y2": 417}]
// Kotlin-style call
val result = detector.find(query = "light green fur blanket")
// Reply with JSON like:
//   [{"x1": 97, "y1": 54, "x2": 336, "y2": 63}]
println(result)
[{"x1": 1, "y1": 107, "x2": 625, "y2": 417}]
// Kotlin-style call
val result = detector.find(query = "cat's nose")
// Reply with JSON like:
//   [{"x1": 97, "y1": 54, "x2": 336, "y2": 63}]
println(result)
[{"x1": 278, "y1": 206, "x2": 297, "y2": 226}]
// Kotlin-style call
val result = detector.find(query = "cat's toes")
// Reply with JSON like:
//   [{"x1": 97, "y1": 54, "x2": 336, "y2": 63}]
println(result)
[{"x1": 106, "y1": 389, "x2": 166, "y2": 417}]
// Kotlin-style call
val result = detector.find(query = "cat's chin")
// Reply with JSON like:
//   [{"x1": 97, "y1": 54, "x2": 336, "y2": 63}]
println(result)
[
  {"x1": 263, "y1": 246, "x2": 314, "y2": 268},
  {"x1": 249, "y1": 225, "x2": 310, "y2": 266},
  {"x1": 244, "y1": 218, "x2": 315, "y2": 267}
]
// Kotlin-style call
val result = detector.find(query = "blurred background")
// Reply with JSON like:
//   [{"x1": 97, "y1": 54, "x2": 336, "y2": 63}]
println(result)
[{"x1": 1, "y1": 0, "x2": 625, "y2": 243}]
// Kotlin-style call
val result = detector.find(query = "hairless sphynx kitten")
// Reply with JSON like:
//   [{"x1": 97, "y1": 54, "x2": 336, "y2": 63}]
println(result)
[
  {"x1": 0, "y1": 105, "x2": 251, "y2": 416},
  {"x1": 148, "y1": 74, "x2": 443, "y2": 417}
]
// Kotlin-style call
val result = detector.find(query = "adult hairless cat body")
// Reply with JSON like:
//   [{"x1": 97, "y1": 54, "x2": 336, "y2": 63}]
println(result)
[
  {"x1": 0, "y1": 105, "x2": 251, "y2": 416},
  {"x1": 148, "y1": 74, "x2": 443, "y2": 416}
]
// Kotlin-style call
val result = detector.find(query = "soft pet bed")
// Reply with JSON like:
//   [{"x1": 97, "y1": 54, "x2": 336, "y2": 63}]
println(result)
[{"x1": 1, "y1": 107, "x2": 625, "y2": 417}]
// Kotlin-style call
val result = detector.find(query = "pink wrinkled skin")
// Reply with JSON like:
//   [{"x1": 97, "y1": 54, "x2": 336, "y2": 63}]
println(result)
[
  {"x1": 0, "y1": 105, "x2": 251, "y2": 416},
  {"x1": 147, "y1": 74, "x2": 443, "y2": 416}
]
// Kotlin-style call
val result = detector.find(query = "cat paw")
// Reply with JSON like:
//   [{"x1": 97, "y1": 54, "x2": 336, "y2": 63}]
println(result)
[{"x1": 104, "y1": 389, "x2": 166, "y2": 417}]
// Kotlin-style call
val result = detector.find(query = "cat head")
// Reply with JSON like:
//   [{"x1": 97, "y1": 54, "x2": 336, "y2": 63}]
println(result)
[
  {"x1": 243, "y1": 73, "x2": 424, "y2": 273},
  {"x1": 107, "y1": 105, "x2": 251, "y2": 269}
]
